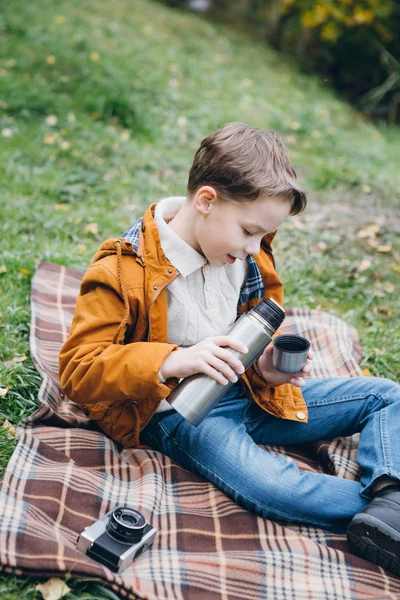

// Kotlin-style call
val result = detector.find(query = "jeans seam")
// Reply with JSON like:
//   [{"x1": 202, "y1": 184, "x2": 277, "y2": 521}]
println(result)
[
  {"x1": 305, "y1": 389, "x2": 392, "y2": 408},
  {"x1": 380, "y1": 400, "x2": 392, "y2": 469},
  {"x1": 157, "y1": 420, "x2": 334, "y2": 528}
]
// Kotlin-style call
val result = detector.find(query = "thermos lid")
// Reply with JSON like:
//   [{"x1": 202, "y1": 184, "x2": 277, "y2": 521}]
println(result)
[{"x1": 253, "y1": 298, "x2": 285, "y2": 331}]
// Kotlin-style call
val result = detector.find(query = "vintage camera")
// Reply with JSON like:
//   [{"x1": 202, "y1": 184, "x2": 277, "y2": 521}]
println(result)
[{"x1": 77, "y1": 506, "x2": 157, "y2": 573}]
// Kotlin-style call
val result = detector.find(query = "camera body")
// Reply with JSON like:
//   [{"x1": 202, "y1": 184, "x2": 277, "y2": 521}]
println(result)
[{"x1": 77, "y1": 506, "x2": 157, "y2": 573}]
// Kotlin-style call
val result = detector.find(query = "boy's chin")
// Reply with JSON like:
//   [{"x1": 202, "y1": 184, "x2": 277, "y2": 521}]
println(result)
[
  {"x1": 207, "y1": 256, "x2": 227, "y2": 267},
  {"x1": 208, "y1": 257, "x2": 235, "y2": 267},
  {"x1": 202, "y1": 251, "x2": 237, "y2": 266}
]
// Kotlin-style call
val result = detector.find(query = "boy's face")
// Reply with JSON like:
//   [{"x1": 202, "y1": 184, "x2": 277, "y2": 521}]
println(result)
[{"x1": 193, "y1": 187, "x2": 291, "y2": 266}]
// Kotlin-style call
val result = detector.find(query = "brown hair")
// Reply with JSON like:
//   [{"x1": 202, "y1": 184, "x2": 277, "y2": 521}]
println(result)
[{"x1": 187, "y1": 122, "x2": 307, "y2": 215}]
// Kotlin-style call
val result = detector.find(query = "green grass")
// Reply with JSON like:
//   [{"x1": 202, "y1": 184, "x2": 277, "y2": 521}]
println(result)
[{"x1": 0, "y1": 0, "x2": 399, "y2": 596}]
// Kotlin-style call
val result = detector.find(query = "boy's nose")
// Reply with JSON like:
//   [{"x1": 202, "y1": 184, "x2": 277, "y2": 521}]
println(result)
[{"x1": 244, "y1": 240, "x2": 261, "y2": 255}]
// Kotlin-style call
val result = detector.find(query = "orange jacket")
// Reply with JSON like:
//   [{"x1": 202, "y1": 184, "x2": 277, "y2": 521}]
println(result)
[{"x1": 59, "y1": 204, "x2": 308, "y2": 448}]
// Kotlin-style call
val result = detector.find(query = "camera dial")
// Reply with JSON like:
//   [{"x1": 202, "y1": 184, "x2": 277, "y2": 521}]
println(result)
[{"x1": 106, "y1": 506, "x2": 147, "y2": 544}]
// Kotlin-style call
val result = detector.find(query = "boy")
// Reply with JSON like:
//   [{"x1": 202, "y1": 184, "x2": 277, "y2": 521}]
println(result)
[{"x1": 60, "y1": 123, "x2": 400, "y2": 576}]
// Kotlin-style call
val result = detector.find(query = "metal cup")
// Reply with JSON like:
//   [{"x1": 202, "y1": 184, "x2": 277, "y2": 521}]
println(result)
[{"x1": 272, "y1": 334, "x2": 310, "y2": 374}]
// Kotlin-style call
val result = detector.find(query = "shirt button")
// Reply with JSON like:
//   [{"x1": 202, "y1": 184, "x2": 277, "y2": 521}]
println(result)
[
  {"x1": 205, "y1": 282, "x2": 212, "y2": 290},
  {"x1": 204, "y1": 265, "x2": 210, "y2": 274},
  {"x1": 208, "y1": 296, "x2": 214, "y2": 305},
  {"x1": 296, "y1": 411, "x2": 306, "y2": 420}
]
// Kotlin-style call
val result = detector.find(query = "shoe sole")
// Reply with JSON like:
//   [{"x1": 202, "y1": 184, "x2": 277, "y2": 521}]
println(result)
[{"x1": 348, "y1": 518, "x2": 400, "y2": 577}]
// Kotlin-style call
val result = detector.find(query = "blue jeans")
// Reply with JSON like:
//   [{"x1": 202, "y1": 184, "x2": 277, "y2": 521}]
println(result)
[{"x1": 140, "y1": 377, "x2": 400, "y2": 533}]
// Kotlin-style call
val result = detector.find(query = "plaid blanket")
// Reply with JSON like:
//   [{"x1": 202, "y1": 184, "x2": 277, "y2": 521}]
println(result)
[{"x1": 1, "y1": 261, "x2": 399, "y2": 599}]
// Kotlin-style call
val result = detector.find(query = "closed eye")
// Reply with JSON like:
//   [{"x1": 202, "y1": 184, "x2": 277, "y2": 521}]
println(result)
[{"x1": 242, "y1": 228, "x2": 254, "y2": 237}]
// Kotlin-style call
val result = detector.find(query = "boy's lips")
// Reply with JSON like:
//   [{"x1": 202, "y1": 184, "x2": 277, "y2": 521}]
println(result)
[{"x1": 226, "y1": 254, "x2": 237, "y2": 264}]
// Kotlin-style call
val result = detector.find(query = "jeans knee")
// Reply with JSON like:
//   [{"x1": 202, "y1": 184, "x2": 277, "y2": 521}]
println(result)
[{"x1": 371, "y1": 377, "x2": 400, "y2": 406}]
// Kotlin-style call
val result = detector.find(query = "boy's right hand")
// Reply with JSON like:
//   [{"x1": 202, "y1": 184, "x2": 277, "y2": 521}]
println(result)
[{"x1": 160, "y1": 336, "x2": 248, "y2": 385}]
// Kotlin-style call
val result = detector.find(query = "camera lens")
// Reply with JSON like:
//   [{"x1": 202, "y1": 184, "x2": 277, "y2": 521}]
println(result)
[{"x1": 106, "y1": 506, "x2": 147, "y2": 544}]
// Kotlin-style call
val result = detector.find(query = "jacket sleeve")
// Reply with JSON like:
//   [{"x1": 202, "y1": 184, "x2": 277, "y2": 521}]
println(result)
[{"x1": 59, "y1": 262, "x2": 178, "y2": 407}]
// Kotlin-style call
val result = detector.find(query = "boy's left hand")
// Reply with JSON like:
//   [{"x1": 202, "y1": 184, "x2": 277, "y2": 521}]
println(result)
[{"x1": 255, "y1": 343, "x2": 313, "y2": 388}]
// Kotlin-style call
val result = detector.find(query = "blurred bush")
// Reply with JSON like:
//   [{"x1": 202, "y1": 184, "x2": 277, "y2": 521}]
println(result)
[
  {"x1": 265, "y1": 0, "x2": 400, "y2": 123},
  {"x1": 168, "y1": 0, "x2": 400, "y2": 123}
]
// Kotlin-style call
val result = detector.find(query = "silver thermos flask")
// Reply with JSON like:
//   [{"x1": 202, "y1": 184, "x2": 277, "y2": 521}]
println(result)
[{"x1": 167, "y1": 298, "x2": 285, "y2": 426}]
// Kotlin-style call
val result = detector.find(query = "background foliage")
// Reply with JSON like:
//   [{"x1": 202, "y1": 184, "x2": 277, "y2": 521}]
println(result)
[{"x1": 185, "y1": 0, "x2": 400, "y2": 122}]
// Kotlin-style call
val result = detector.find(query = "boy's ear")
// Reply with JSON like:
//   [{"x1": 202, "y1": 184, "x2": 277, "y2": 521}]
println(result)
[{"x1": 193, "y1": 186, "x2": 218, "y2": 215}]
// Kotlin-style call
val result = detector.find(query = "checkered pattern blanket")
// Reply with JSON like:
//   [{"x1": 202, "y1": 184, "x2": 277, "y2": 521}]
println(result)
[{"x1": 1, "y1": 261, "x2": 399, "y2": 599}]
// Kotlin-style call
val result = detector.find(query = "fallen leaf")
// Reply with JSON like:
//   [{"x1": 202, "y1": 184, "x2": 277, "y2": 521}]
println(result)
[
  {"x1": 5, "y1": 355, "x2": 27, "y2": 368},
  {"x1": 363, "y1": 367, "x2": 371, "y2": 376},
  {"x1": 120, "y1": 129, "x2": 130, "y2": 141},
  {"x1": 374, "y1": 288, "x2": 385, "y2": 297},
  {"x1": 324, "y1": 221, "x2": 338, "y2": 229},
  {"x1": 89, "y1": 51, "x2": 100, "y2": 62},
  {"x1": 84, "y1": 222, "x2": 98, "y2": 234},
  {"x1": 310, "y1": 245, "x2": 323, "y2": 255},
  {"x1": 46, "y1": 55, "x2": 56, "y2": 65},
  {"x1": 45, "y1": 115, "x2": 58, "y2": 126},
  {"x1": 0, "y1": 265, "x2": 7, "y2": 274},
  {"x1": 55, "y1": 204, "x2": 69, "y2": 212},
  {"x1": 383, "y1": 281, "x2": 395, "y2": 293},
  {"x1": 44, "y1": 134, "x2": 56, "y2": 145},
  {"x1": 376, "y1": 306, "x2": 393, "y2": 315},
  {"x1": 376, "y1": 244, "x2": 392, "y2": 253},
  {"x1": 36, "y1": 578, "x2": 71, "y2": 600},
  {"x1": 76, "y1": 244, "x2": 87, "y2": 254},
  {"x1": 2, "y1": 420, "x2": 16, "y2": 435},
  {"x1": 357, "y1": 223, "x2": 380, "y2": 239},
  {"x1": 361, "y1": 185, "x2": 372, "y2": 193},
  {"x1": 357, "y1": 259, "x2": 371, "y2": 272},
  {"x1": 0, "y1": 387, "x2": 9, "y2": 397},
  {"x1": 288, "y1": 120, "x2": 301, "y2": 130},
  {"x1": 19, "y1": 268, "x2": 30, "y2": 275}
]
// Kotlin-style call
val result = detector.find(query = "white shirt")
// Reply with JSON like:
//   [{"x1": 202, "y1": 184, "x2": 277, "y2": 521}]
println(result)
[{"x1": 154, "y1": 196, "x2": 247, "y2": 411}]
